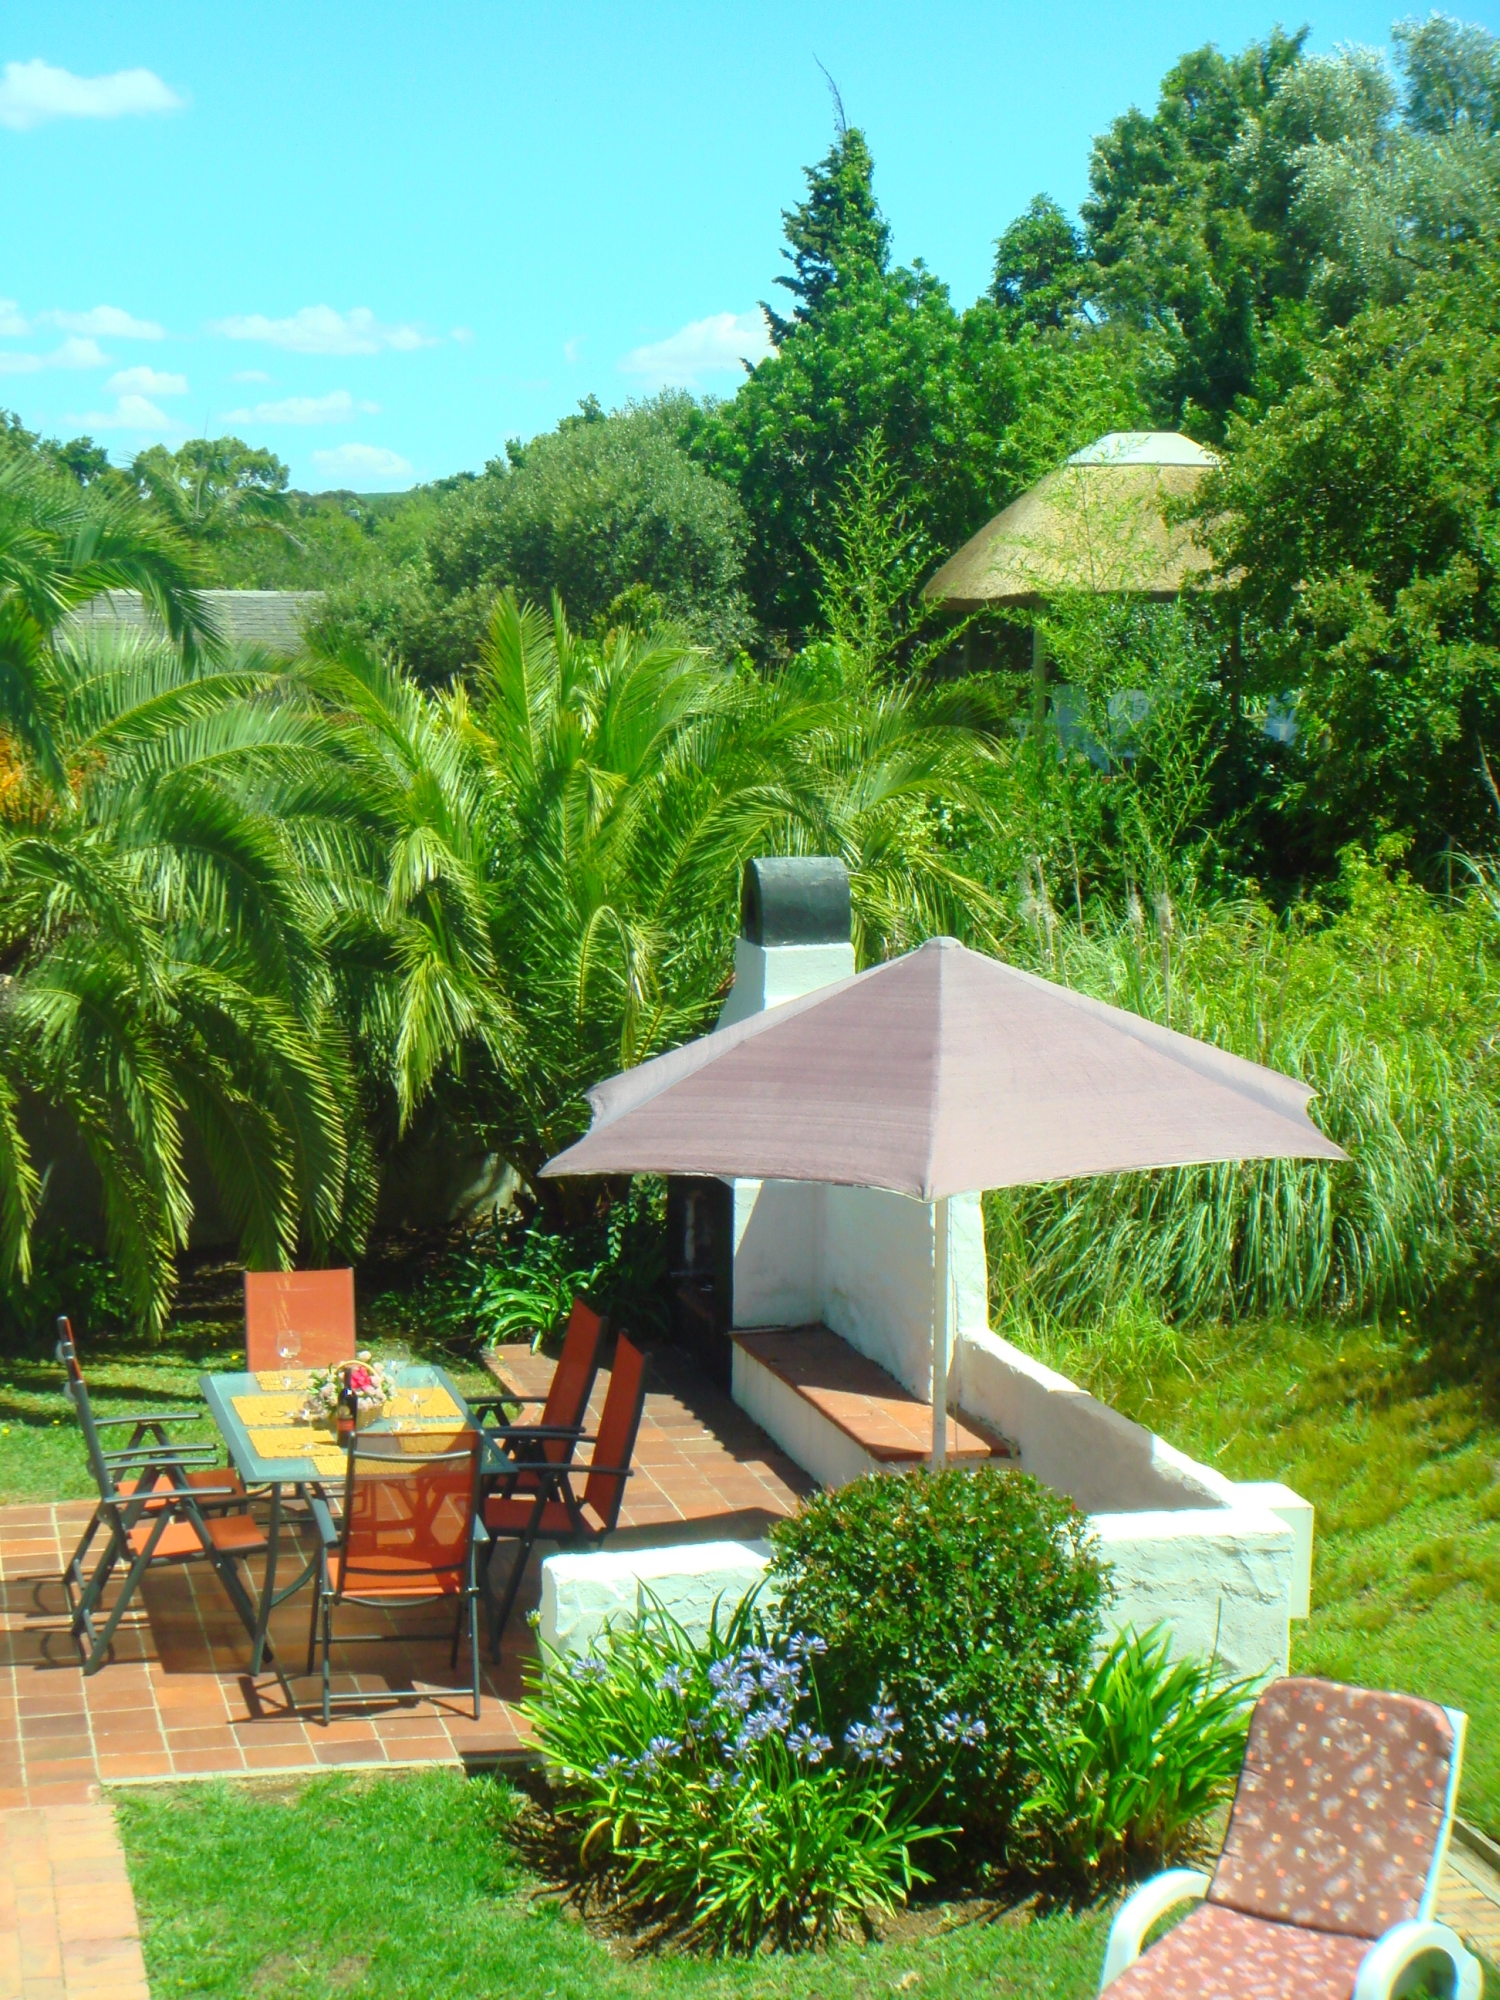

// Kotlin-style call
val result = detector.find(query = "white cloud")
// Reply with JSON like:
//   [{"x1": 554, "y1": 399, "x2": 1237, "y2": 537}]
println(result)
[
  {"x1": 0, "y1": 299, "x2": 28, "y2": 335},
  {"x1": 310, "y1": 442, "x2": 414, "y2": 488},
  {"x1": 0, "y1": 60, "x2": 184, "y2": 132},
  {"x1": 221, "y1": 389, "x2": 365, "y2": 425},
  {"x1": 107, "y1": 364, "x2": 186, "y2": 396},
  {"x1": 0, "y1": 336, "x2": 109, "y2": 375},
  {"x1": 232, "y1": 368, "x2": 271, "y2": 384},
  {"x1": 210, "y1": 305, "x2": 434, "y2": 356},
  {"x1": 46, "y1": 305, "x2": 164, "y2": 340},
  {"x1": 563, "y1": 335, "x2": 583, "y2": 364},
  {"x1": 619, "y1": 308, "x2": 773, "y2": 387},
  {"x1": 64, "y1": 393, "x2": 183, "y2": 432},
  {"x1": 451, "y1": 326, "x2": 474, "y2": 345}
]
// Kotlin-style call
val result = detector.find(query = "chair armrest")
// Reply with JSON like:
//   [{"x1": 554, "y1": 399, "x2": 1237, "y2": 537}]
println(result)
[
  {"x1": 1352, "y1": 1921, "x2": 1483, "y2": 2000},
  {"x1": 1099, "y1": 1870, "x2": 1210, "y2": 1991},
  {"x1": 471, "y1": 1393, "x2": 547, "y2": 1409},
  {"x1": 308, "y1": 1494, "x2": 339, "y2": 1549},
  {"x1": 103, "y1": 1446, "x2": 218, "y2": 1470},
  {"x1": 93, "y1": 1411, "x2": 202, "y2": 1427}
]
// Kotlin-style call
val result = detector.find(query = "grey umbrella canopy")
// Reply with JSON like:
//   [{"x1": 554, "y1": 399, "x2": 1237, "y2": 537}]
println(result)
[
  {"x1": 544, "y1": 936, "x2": 1344, "y2": 1469},
  {"x1": 543, "y1": 936, "x2": 1345, "y2": 1198}
]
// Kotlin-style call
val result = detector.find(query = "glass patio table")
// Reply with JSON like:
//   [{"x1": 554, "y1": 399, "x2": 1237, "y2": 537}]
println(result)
[{"x1": 200, "y1": 1362, "x2": 479, "y2": 1675}]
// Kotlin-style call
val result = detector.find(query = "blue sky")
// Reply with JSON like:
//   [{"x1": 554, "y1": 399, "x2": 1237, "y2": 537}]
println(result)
[{"x1": 4, "y1": 1, "x2": 1496, "y2": 491}]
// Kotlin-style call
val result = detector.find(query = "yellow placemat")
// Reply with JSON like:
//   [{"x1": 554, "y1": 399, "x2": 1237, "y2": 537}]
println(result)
[
  {"x1": 233, "y1": 1391, "x2": 310, "y2": 1424},
  {"x1": 254, "y1": 1369, "x2": 313, "y2": 1392},
  {"x1": 247, "y1": 1426, "x2": 347, "y2": 1476},
  {"x1": 388, "y1": 1385, "x2": 464, "y2": 1423}
]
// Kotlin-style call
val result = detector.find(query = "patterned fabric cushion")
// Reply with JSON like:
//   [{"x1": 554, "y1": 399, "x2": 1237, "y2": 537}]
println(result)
[
  {"x1": 1208, "y1": 1676, "x2": 1453, "y2": 1938},
  {"x1": 1107, "y1": 1902, "x2": 1369, "y2": 1999}
]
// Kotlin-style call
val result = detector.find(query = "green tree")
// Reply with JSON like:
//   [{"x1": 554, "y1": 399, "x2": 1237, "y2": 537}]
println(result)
[
  {"x1": 323, "y1": 397, "x2": 755, "y2": 681},
  {"x1": 1200, "y1": 252, "x2": 1500, "y2": 867},
  {"x1": 132, "y1": 437, "x2": 293, "y2": 544},
  {"x1": 990, "y1": 195, "x2": 1091, "y2": 332},
  {"x1": 765, "y1": 125, "x2": 892, "y2": 337}
]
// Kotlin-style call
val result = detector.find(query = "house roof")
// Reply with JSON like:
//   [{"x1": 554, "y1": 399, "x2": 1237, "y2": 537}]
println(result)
[{"x1": 64, "y1": 590, "x2": 323, "y2": 656}]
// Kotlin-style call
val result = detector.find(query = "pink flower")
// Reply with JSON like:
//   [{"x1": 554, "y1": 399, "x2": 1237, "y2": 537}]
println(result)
[{"x1": 348, "y1": 1365, "x2": 374, "y2": 1392}]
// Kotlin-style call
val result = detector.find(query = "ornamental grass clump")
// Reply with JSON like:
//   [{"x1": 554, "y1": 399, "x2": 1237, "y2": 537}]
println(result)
[
  {"x1": 522, "y1": 1598, "x2": 949, "y2": 1952},
  {"x1": 770, "y1": 1465, "x2": 1106, "y2": 1853},
  {"x1": 1018, "y1": 1626, "x2": 1256, "y2": 1891}
]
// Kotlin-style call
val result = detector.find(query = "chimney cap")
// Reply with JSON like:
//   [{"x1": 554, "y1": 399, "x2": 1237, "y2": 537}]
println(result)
[{"x1": 741, "y1": 856, "x2": 852, "y2": 948}]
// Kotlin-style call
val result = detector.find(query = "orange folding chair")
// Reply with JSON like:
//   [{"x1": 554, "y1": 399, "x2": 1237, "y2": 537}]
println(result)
[
  {"x1": 244, "y1": 1269, "x2": 356, "y2": 1374},
  {"x1": 470, "y1": 1296, "x2": 605, "y2": 1492},
  {"x1": 306, "y1": 1429, "x2": 486, "y2": 1721},
  {"x1": 481, "y1": 1333, "x2": 648, "y2": 1660}
]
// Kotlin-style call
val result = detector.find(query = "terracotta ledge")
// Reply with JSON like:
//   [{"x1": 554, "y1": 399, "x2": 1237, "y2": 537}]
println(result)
[{"x1": 732, "y1": 1325, "x2": 1016, "y2": 1467}]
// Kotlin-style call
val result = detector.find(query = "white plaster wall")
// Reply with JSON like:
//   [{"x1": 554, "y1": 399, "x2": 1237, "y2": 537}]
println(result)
[
  {"x1": 540, "y1": 1541, "x2": 780, "y2": 1657},
  {"x1": 1094, "y1": 1509, "x2": 1294, "y2": 1681},
  {"x1": 717, "y1": 939, "x2": 856, "y2": 1029},
  {"x1": 954, "y1": 1325, "x2": 1235, "y2": 1513},
  {"x1": 731, "y1": 1179, "x2": 822, "y2": 1328}
]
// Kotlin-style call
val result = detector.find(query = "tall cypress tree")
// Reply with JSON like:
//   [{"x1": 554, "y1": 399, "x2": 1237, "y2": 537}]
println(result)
[{"x1": 765, "y1": 128, "x2": 892, "y2": 340}]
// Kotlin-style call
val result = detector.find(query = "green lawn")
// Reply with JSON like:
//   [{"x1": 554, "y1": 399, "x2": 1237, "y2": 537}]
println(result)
[
  {"x1": 1032, "y1": 1312, "x2": 1500, "y2": 1838},
  {"x1": 115, "y1": 1770, "x2": 1109, "y2": 2000}
]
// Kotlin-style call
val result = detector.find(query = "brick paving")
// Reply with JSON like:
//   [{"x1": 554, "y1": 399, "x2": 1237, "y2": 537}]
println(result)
[{"x1": 0, "y1": 1344, "x2": 807, "y2": 1802}]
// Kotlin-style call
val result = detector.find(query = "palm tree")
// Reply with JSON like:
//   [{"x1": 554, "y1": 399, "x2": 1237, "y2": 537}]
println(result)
[
  {"x1": 305, "y1": 591, "x2": 1008, "y2": 1199},
  {"x1": 0, "y1": 625, "x2": 362, "y2": 1329},
  {"x1": 0, "y1": 452, "x2": 220, "y2": 783}
]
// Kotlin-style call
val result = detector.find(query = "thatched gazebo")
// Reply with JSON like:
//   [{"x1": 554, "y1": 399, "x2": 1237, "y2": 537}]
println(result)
[{"x1": 924, "y1": 431, "x2": 1218, "y2": 733}]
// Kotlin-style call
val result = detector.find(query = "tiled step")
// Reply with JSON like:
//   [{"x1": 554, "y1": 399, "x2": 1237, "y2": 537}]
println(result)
[{"x1": 732, "y1": 1325, "x2": 1016, "y2": 1466}]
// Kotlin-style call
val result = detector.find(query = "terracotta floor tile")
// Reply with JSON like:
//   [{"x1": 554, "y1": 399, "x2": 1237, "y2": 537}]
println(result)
[
  {"x1": 240, "y1": 1744, "x2": 319, "y2": 1771},
  {"x1": 310, "y1": 1740, "x2": 389, "y2": 1767}
]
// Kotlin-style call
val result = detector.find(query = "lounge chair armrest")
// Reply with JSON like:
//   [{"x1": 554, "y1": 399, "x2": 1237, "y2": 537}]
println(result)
[
  {"x1": 1099, "y1": 1870, "x2": 1210, "y2": 1991},
  {"x1": 1352, "y1": 1921, "x2": 1483, "y2": 2000},
  {"x1": 486, "y1": 1423, "x2": 590, "y2": 1442},
  {"x1": 471, "y1": 1393, "x2": 547, "y2": 1409}
]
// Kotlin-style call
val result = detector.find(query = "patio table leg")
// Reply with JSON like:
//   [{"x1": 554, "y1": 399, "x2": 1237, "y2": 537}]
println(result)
[{"x1": 250, "y1": 1482, "x2": 282, "y2": 1674}]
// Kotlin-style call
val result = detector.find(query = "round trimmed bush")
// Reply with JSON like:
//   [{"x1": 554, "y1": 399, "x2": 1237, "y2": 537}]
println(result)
[{"x1": 769, "y1": 1465, "x2": 1106, "y2": 1850}]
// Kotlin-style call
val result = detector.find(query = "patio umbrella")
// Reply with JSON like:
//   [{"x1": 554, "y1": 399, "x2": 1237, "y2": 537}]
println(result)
[{"x1": 543, "y1": 937, "x2": 1345, "y2": 1466}]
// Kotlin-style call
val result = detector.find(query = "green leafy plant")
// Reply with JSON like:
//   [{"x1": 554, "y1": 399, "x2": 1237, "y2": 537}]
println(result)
[
  {"x1": 523, "y1": 1598, "x2": 947, "y2": 1952},
  {"x1": 769, "y1": 1466, "x2": 1106, "y2": 1849},
  {"x1": 1019, "y1": 1626, "x2": 1256, "y2": 1889}
]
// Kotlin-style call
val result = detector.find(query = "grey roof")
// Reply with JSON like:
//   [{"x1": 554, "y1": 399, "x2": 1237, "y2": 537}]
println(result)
[{"x1": 64, "y1": 590, "x2": 323, "y2": 656}]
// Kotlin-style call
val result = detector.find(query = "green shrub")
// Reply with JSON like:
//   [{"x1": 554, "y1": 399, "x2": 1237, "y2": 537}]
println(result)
[
  {"x1": 1018, "y1": 1626, "x2": 1256, "y2": 1890},
  {"x1": 523, "y1": 1599, "x2": 944, "y2": 1951},
  {"x1": 769, "y1": 1466, "x2": 1106, "y2": 1849}
]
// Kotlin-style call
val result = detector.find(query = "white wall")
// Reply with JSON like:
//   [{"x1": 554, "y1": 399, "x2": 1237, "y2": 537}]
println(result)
[{"x1": 717, "y1": 938, "x2": 856, "y2": 1029}]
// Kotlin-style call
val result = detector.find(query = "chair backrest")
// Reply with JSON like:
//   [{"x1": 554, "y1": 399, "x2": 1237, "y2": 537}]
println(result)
[
  {"x1": 337, "y1": 1431, "x2": 480, "y2": 1591},
  {"x1": 581, "y1": 1335, "x2": 648, "y2": 1530},
  {"x1": 538, "y1": 1299, "x2": 606, "y2": 1463},
  {"x1": 56, "y1": 1316, "x2": 113, "y2": 1498},
  {"x1": 1208, "y1": 1675, "x2": 1464, "y2": 1939},
  {"x1": 244, "y1": 1269, "x2": 356, "y2": 1372}
]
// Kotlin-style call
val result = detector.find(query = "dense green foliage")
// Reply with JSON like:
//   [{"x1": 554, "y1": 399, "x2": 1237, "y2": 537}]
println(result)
[
  {"x1": 1018, "y1": 1627, "x2": 1256, "y2": 1888},
  {"x1": 986, "y1": 856, "x2": 1500, "y2": 1327},
  {"x1": 769, "y1": 1467, "x2": 1106, "y2": 1849},
  {"x1": 525, "y1": 1601, "x2": 940, "y2": 1950}
]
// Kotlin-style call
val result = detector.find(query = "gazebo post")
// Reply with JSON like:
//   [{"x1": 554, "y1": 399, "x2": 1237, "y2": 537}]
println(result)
[{"x1": 930, "y1": 1194, "x2": 950, "y2": 1470}]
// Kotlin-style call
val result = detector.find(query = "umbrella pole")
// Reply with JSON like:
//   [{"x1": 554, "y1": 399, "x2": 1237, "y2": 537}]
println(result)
[{"x1": 930, "y1": 1195, "x2": 950, "y2": 1470}]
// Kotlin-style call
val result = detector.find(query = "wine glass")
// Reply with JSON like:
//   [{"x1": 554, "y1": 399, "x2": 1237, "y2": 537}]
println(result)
[
  {"x1": 380, "y1": 1341, "x2": 412, "y2": 1430},
  {"x1": 276, "y1": 1326, "x2": 301, "y2": 1392}
]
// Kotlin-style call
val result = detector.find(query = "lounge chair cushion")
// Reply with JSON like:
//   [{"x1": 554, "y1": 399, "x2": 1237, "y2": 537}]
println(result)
[
  {"x1": 1208, "y1": 1677, "x2": 1454, "y2": 1937},
  {"x1": 330, "y1": 1552, "x2": 464, "y2": 1597},
  {"x1": 1106, "y1": 1903, "x2": 1369, "y2": 1998}
]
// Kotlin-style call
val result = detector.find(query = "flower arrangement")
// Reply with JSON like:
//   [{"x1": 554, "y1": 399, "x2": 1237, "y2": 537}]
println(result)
[{"x1": 301, "y1": 1351, "x2": 398, "y2": 1426}]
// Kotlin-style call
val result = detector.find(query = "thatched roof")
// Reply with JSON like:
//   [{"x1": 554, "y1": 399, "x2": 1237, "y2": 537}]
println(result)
[{"x1": 923, "y1": 432, "x2": 1218, "y2": 609}]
